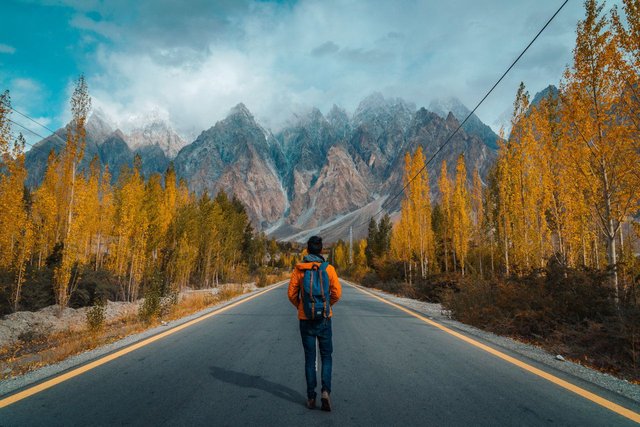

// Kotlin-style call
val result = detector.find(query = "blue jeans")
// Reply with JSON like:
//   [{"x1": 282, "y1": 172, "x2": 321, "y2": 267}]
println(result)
[{"x1": 299, "y1": 318, "x2": 332, "y2": 399}]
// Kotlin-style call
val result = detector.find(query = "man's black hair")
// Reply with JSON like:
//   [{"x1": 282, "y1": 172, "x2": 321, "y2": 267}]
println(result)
[{"x1": 307, "y1": 235, "x2": 323, "y2": 255}]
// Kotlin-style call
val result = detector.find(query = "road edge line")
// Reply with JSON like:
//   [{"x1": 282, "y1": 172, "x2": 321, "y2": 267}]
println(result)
[
  {"x1": 0, "y1": 282, "x2": 285, "y2": 409},
  {"x1": 348, "y1": 282, "x2": 640, "y2": 424}
]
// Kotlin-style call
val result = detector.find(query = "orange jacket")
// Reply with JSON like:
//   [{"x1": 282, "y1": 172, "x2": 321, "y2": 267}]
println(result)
[{"x1": 288, "y1": 261, "x2": 341, "y2": 320}]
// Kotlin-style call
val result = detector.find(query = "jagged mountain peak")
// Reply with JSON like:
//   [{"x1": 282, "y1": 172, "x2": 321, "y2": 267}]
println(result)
[
  {"x1": 326, "y1": 104, "x2": 351, "y2": 140},
  {"x1": 428, "y1": 96, "x2": 470, "y2": 119},
  {"x1": 288, "y1": 107, "x2": 327, "y2": 128},
  {"x1": 429, "y1": 96, "x2": 500, "y2": 150},
  {"x1": 531, "y1": 85, "x2": 559, "y2": 108},
  {"x1": 228, "y1": 103, "x2": 254, "y2": 120},
  {"x1": 86, "y1": 107, "x2": 116, "y2": 145},
  {"x1": 353, "y1": 92, "x2": 415, "y2": 123},
  {"x1": 446, "y1": 111, "x2": 460, "y2": 127},
  {"x1": 327, "y1": 104, "x2": 348, "y2": 120},
  {"x1": 356, "y1": 91, "x2": 386, "y2": 110},
  {"x1": 111, "y1": 129, "x2": 127, "y2": 140},
  {"x1": 122, "y1": 111, "x2": 186, "y2": 159}
]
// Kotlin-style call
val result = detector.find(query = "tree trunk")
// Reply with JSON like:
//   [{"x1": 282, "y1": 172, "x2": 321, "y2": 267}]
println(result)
[{"x1": 601, "y1": 159, "x2": 619, "y2": 305}]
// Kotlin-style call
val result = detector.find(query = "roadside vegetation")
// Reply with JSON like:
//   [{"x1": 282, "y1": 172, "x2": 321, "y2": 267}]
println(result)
[
  {"x1": 0, "y1": 76, "x2": 301, "y2": 318},
  {"x1": 339, "y1": 0, "x2": 640, "y2": 383}
]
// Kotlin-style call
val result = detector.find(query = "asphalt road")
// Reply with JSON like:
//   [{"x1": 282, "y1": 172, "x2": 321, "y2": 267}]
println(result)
[{"x1": 1, "y1": 283, "x2": 639, "y2": 426}]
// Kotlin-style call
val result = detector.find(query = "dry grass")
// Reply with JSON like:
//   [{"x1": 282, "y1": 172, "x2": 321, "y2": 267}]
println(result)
[{"x1": 0, "y1": 285, "x2": 250, "y2": 380}]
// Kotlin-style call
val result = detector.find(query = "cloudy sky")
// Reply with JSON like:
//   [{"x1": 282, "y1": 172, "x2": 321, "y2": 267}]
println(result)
[{"x1": 0, "y1": 0, "x2": 620, "y2": 145}]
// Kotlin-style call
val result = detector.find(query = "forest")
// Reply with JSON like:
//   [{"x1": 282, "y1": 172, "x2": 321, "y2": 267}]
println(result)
[{"x1": 0, "y1": 77, "x2": 300, "y2": 316}]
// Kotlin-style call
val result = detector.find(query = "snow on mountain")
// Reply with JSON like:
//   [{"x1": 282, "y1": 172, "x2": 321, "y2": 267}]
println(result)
[{"x1": 119, "y1": 108, "x2": 188, "y2": 159}]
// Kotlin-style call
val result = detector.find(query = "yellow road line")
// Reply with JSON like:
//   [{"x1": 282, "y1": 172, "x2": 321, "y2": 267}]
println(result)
[
  {"x1": 349, "y1": 283, "x2": 640, "y2": 424},
  {"x1": 0, "y1": 282, "x2": 285, "y2": 409}
]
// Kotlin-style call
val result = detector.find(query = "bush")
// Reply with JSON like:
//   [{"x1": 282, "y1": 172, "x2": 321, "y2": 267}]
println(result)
[
  {"x1": 139, "y1": 285, "x2": 161, "y2": 323},
  {"x1": 16, "y1": 266, "x2": 55, "y2": 312},
  {"x1": 361, "y1": 269, "x2": 463, "y2": 304},
  {"x1": 439, "y1": 265, "x2": 639, "y2": 380},
  {"x1": 86, "y1": 301, "x2": 106, "y2": 332},
  {"x1": 256, "y1": 268, "x2": 269, "y2": 288},
  {"x1": 69, "y1": 268, "x2": 120, "y2": 309}
]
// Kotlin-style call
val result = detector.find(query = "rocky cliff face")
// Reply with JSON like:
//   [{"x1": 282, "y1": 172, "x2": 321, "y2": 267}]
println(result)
[
  {"x1": 174, "y1": 104, "x2": 288, "y2": 228},
  {"x1": 26, "y1": 93, "x2": 503, "y2": 242},
  {"x1": 170, "y1": 94, "x2": 497, "y2": 241}
]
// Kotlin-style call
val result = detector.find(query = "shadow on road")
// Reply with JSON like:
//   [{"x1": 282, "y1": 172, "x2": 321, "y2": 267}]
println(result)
[{"x1": 209, "y1": 366, "x2": 305, "y2": 406}]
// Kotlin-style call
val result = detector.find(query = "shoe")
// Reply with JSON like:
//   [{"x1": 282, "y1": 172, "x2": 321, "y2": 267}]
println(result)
[
  {"x1": 320, "y1": 391, "x2": 331, "y2": 412},
  {"x1": 306, "y1": 398, "x2": 316, "y2": 409}
]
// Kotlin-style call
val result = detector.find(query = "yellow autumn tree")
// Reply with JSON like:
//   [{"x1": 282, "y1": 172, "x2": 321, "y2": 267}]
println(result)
[
  {"x1": 494, "y1": 127, "x2": 514, "y2": 276},
  {"x1": 95, "y1": 165, "x2": 113, "y2": 270},
  {"x1": 31, "y1": 150, "x2": 59, "y2": 268},
  {"x1": 452, "y1": 154, "x2": 471, "y2": 275},
  {"x1": 0, "y1": 93, "x2": 33, "y2": 311},
  {"x1": 391, "y1": 152, "x2": 414, "y2": 283},
  {"x1": 109, "y1": 156, "x2": 149, "y2": 301},
  {"x1": 561, "y1": 0, "x2": 639, "y2": 300},
  {"x1": 471, "y1": 167, "x2": 485, "y2": 276},
  {"x1": 612, "y1": 0, "x2": 640, "y2": 143},
  {"x1": 144, "y1": 173, "x2": 171, "y2": 269},
  {"x1": 438, "y1": 160, "x2": 453, "y2": 272},
  {"x1": 333, "y1": 241, "x2": 347, "y2": 271},
  {"x1": 53, "y1": 75, "x2": 91, "y2": 308},
  {"x1": 409, "y1": 146, "x2": 436, "y2": 277}
]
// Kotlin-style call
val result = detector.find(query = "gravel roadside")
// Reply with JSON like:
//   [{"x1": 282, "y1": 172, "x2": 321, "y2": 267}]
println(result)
[{"x1": 346, "y1": 280, "x2": 640, "y2": 404}]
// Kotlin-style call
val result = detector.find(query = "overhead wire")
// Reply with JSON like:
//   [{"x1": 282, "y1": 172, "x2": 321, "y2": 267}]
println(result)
[
  {"x1": 6, "y1": 118, "x2": 67, "y2": 159},
  {"x1": 1, "y1": 93, "x2": 69, "y2": 159},
  {"x1": 361, "y1": 0, "x2": 569, "y2": 228},
  {"x1": 7, "y1": 118, "x2": 48, "y2": 143}
]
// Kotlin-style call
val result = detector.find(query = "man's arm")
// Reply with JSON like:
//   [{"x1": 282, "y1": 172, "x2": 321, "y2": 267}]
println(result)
[
  {"x1": 288, "y1": 269, "x2": 301, "y2": 307},
  {"x1": 328, "y1": 265, "x2": 342, "y2": 306}
]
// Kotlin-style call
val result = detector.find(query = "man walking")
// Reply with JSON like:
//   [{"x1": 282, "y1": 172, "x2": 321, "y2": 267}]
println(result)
[{"x1": 288, "y1": 236, "x2": 341, "y2": 411}]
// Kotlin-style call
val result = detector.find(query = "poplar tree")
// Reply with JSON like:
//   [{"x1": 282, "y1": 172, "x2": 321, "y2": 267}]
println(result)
[
  {"x1": 0, "y1": 93, "x2": 33, "y2": 311},
  {"x1": 31, "y1": 151, "x2": 59, "y2": 268},
  {"x1": 452, "y1": 154, "x2": 471, "y2": 275},
  {"x1": 438, "y1": 160, "x2": 453, "y2": 272},
  {"x1": 494, "y1": 127, "x2": 513, "y2": 276},
  {"x1": 110, "y1": 157, "x2": 148, "y2": 301},
  {"x1": 471, "y1": 167, "x2": 484, "y2": 276},
  {"x1": 409, "y1": 146, "x2": 436, "y2": 277},
  {"x1": 54, "y1": 75, "x2": 91, "y2": 308},
  {"x1": 562, "y1": 0, "x2": 639, "y2": 300}
]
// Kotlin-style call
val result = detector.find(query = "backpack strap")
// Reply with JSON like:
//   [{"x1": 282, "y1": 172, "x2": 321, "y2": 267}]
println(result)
[{"x1": 318, "y1": 263, "x2": 330, "y2": 317}]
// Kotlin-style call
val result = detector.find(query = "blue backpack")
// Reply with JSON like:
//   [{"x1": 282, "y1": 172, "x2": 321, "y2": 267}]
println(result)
[{"x1": 301, "y1": 262, "x2": 330, "y2": 320}]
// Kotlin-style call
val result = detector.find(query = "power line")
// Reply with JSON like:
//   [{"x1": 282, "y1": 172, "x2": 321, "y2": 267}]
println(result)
[
  {"x1": 364, "y1": 0, "x2": 569, "y2": 227},
  {"x1": 7, "y1": 104, "x2": 62, "y2": 140},
  {"x1": 6, "y1": 118, "x2": 67, "y2": 158},
  {"x1": 1, "y1": 98, "x2": 68, "y2": 153},
  {"x1": 7, "y1": 118, "x2": 48, "y2": 143}
]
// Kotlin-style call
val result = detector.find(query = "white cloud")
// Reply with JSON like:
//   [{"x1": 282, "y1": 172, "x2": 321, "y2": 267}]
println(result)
[
  {"x1": 65, "y1": 0, "x2": 616, "y2": 138},
  {"x1": 0, "y1": 44, "x2": 16, "y2": 54}
]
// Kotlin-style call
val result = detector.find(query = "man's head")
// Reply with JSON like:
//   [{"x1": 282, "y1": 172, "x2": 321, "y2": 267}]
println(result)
[{"x1": 307, "y1": 236, "x2": 323, "y2": 255}]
